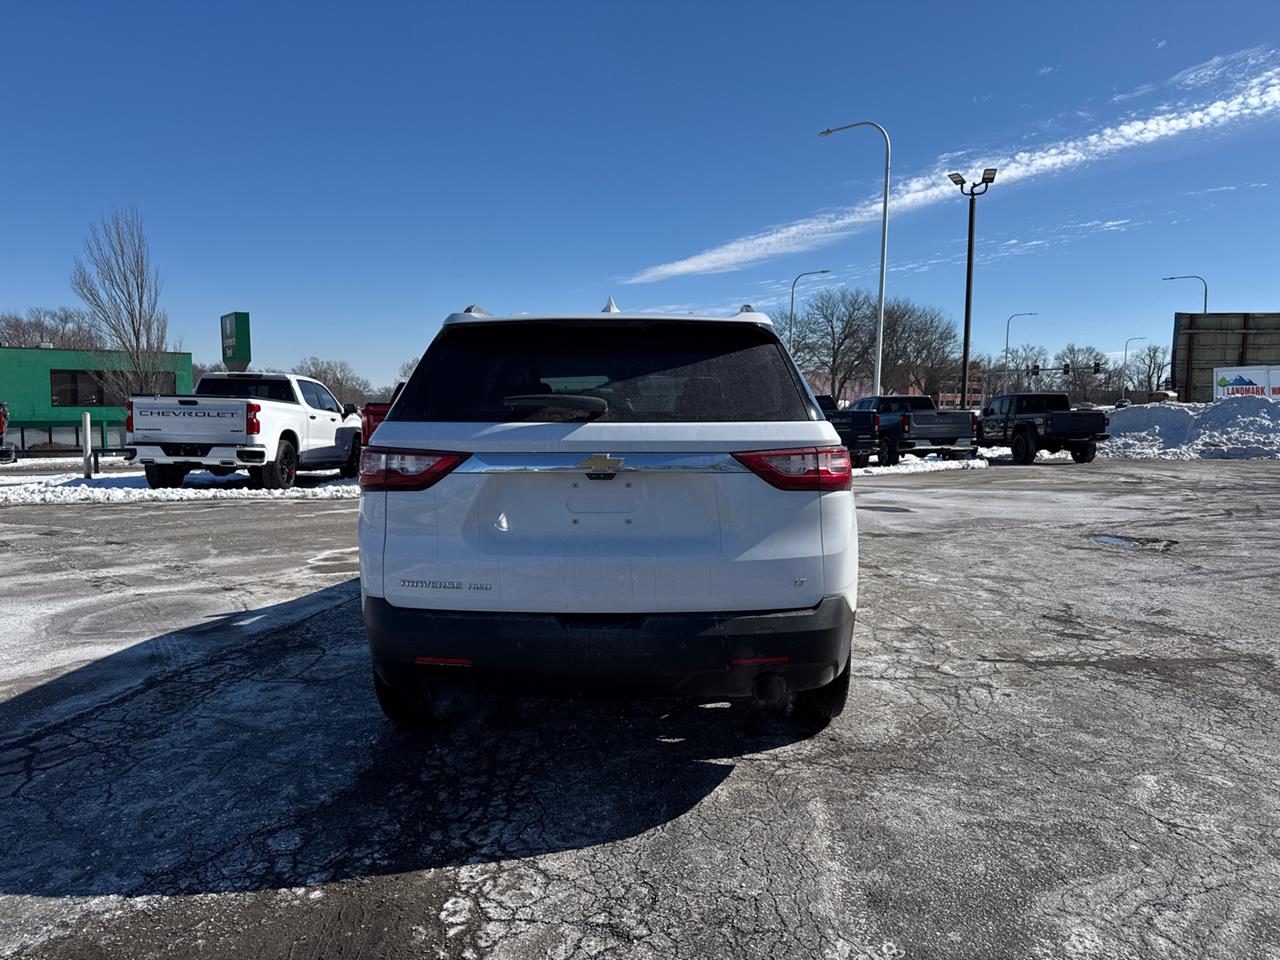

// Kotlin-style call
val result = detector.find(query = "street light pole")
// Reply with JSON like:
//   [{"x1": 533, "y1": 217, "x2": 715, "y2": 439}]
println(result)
[
  {"x1": 1121, "y1": 336, "x2": 1147, "y2": 401},
  {"x1": 819, "y1": 120, "x2": 890, "y2": 395},
  {"x1": 1002, "y1": 312, "x2": 1037, "y2": 394},
  {"x1": 948, "y1": 168, "x2": 997, "y2": 409},
  {"x1": 1161, "y1": 275, "x2": 1208, "y2": 313},
  {"x1": 788, "y1": 269, "x2": 830, "y2": 354}
]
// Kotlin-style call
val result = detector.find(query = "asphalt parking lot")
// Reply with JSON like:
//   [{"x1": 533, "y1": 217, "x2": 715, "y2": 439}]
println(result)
[{"x1": 1, "y1": 459, "x2": 1277, "y2": 959}]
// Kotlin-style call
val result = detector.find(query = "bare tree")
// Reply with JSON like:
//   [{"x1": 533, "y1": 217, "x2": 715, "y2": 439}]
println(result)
[
  {"x1": 0, "y1": 307, "x2": 102, "y2": 349},
  {"x1": 71, "y1": 207, "x2": 172, "y2": 396},
  {"x1": 792, "y1": 288, "x2": 875, "y2": 402},
  {"x1": 1132, "y1": 343, "x2": 1171, "y2": 393},
  {"x1": 880, "y1": 299, "x2": 959, "y2": 396},
  {"x1": 397, "y1": 357, "x2": 420, "y2": 382},
  {"x1": 191, "y1": 359, "x2": 228, "y2": 383},
  {"x1": 293, "y1": 357, "x2": 375, "y2": 406},
  {"x1": 1052, "y1": 343, "x2": 1110, "y2": 403}
]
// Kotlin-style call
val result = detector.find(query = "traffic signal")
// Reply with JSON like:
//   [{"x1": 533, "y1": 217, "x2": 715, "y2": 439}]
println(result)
[
  {"x1": 1062, "y1": 364, "x2": 1071, "y2": 375},
  {"x1": 1030, "y1": 364, "x2": 1040, "y2": 377},
  {"x1": 1093, "y1": 361, "x2": 1102, "y2": 374}
]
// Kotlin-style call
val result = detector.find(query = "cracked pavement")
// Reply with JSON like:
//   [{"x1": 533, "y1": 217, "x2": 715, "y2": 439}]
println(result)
[{"x1": 1, "y1": 459, "x2": 1277, "y2": 958}]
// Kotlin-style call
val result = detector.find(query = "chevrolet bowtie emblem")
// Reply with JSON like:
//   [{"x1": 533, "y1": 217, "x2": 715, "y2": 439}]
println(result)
[{"x1": 579, "y1": 453, "x2": 624, "y2": 472}]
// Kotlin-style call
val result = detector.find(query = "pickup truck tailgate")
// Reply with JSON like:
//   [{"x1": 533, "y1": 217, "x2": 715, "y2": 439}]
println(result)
[
  {"x1": 130, "y1": 397, "x2": 248, "y2": 444},
  {"x1": 1048, "y1": 410, "x2": 1107, "y2": 436},
  {"x1": 906, "y1": 410, "x2": 974, "y2": 440}
]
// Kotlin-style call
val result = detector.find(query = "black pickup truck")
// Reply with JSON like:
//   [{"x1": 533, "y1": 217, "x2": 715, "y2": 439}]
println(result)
[
  {"x1": 815, "y1": 395, "x2": 878, "y2": 467},
  {"x1": 977, "y1": 393, "x2": 1110, "y2": 464},
  {"x1": 851, "y1": 395, "x2": 978, "y2": 466}
]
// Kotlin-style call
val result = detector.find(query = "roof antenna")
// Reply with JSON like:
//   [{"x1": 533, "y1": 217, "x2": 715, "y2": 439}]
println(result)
[
  {"x1": 740, "y1": 304, "x2": 756, "y2": 313},
  {"x1": 602, "y1": 296, "x2": 621, "y2": 313},
  {"x1": 463, "y1": 304, "x2": 491, "y2": 316}
]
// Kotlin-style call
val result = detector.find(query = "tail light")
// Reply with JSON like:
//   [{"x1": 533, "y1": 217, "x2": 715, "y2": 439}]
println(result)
[
  {"x1": 971, "y1": 412, "x2": 979, "y2": 433},
  {"x1": 125, "y1": 399, "x2": 133, "y2": 434},
  {"x1": 1104, "y1": 416, "x2": 1110, "y2": 429},
  {"x1": 359, "y1": 446, "x2": 470, "y2": 491},
  {"x1": 246, "y1": 402, "x2": 261, "y2": 436},
  {"x1": 872, "y1": 414, "x2": 880, "y2": 431},
  {"x1": 733, "y1": 446, "x2": 852, "y2": 491},
  {"x1": 900, "y1": 414, "x2": 911, "y2": 433}
]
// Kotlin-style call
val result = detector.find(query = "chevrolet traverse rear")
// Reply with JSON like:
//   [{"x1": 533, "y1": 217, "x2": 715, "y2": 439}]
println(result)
[{"x1": 358, "y1": 307, "x2": 858, "y2": 728}]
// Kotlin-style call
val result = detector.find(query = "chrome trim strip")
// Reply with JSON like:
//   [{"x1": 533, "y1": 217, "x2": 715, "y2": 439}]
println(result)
[{"x1": 453, "y1": 452, "x2": 749, "y2": 474}]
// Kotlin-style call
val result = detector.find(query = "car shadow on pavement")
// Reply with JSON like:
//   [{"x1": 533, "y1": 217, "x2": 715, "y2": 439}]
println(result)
[{"x1": 0, "y1": 583, "x2": 806, "y2": 898}]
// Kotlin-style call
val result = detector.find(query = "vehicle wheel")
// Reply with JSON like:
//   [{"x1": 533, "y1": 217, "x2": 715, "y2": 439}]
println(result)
[
  {"x1": 144, "y1": 464, "x2": 172, "y2": 489},
  {"x1": 1011, "y1": 431, "x2": 1037, "y2": 465},
  {"x1": 792, "y1": 657, "x2": 851, "y2": 726},
  {"x1": 878, "y1": 437, "x2": 900, "y2": 467},
  {"x1": 339, "y1": 438, "x2": 361, "y2": 479},
  {"x1": 373, "y1": 670, "x2": 434, "y2": 729},
  {"x1": 1071, "y1": 441, "x2": 1098, "y2": 464},
  {"x1": 853, "y1": 453, "x2": 871, "y2": 469},
  {"x1": 261, "y1": 439, "x2": 297, "y2": 490}
]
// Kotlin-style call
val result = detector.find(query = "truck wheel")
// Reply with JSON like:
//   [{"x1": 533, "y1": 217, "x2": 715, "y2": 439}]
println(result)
[
  {"x1": 144, "y1": 464, "x2": 171, "y2": 489},
  {"x1": 1071, "y1": 441, "x2": 1098, "y2": 464},
  {"x1": 792, "y1": 657, "x2": 851, "y2": 727},
  {"x1": 339, "y1": 438, "x2": 361, "y2": 479},
  {"x1": 878, "y1": 437, "x2": 900, "y2": 467},
  {"x1": 262, "y1": 439, "x2": 297, "y2": 490},
  {"x1": 1011, "y1": 431, "x2": 1037, "y2": 465},
  {"x1": 853, "y1": 453, "x2": 871, "y2": 469},
  {"x1": 373, "y1": 670, "x2": 435, "y2": 729}
]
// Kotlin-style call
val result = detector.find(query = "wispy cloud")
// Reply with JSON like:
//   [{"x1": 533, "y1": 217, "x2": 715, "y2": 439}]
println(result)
[
  {"x1": 625, "y1": 49, "x2": 1280, "y2": 285},
  {"x1": 1037, "y1": 65, "x2": 1057, "y2": 76},
  {"x1": 1112, "y1": 44, "x2": 1272, "y2": 101},
  {"x1": 1155, "y1": 39, "x2": 1168, "y2": 50}
]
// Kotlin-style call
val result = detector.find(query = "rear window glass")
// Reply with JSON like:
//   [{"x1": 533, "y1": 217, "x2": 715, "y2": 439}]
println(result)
[
  {"x1": 196, "y1": 377, "x2": 297, "y2": 403},
  {"x1": 391, "y1": 321, "x2": 811, "y2": 423},
  {"x1": 1018, "y1": 394, "x2": 1070, "y2": 413},
  {"x1": 875, "y1": 396, "x2": 936, "y2": 413}
]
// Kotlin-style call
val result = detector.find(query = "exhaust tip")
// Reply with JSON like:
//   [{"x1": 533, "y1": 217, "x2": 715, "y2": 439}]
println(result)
[{"x1": 752, "y1": 673, "x2": 788, "y2": 708}]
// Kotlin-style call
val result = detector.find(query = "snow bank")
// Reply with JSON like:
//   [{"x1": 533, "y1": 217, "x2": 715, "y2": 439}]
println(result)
[
  {"x1": 0, "y1": 456, "x2": 127, "y2": 470},
  {"x1": 856, "y1": 455, "x2": 988, "y2": 477},
  {"x1": 0, "y1": 470, "x2": 359, "y2": 505},
  {"x1": 1100, "y1": 395, "x2": 1280, "y2": 460}
]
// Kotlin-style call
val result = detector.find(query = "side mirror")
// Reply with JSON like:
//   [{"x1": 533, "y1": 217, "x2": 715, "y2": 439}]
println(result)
[{"x1": 343, "y1": 403, "x2": 358, "y2": 417}]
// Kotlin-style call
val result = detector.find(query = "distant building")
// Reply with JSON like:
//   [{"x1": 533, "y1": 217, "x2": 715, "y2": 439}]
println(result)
[
  {"x1": 0, "y1": 345, "x2": 193, "y2": 450},
  {"x1": 1171, "y1": 312, "x2": 1280, "y2": 402},
  {"x1": 934, "y1": 361, "x2": 986, "y2": 410}
]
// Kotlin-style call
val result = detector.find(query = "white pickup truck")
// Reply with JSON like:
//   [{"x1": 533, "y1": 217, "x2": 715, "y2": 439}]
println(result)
[{"x1": 126, "y1": 373, "x2": 363, "y2": 490}]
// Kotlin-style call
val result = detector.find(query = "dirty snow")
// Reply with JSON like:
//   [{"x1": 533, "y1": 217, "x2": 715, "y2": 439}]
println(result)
[
  {"x1": 0, "y1": 470, "x2": 359, "y2": 505},
  {"x1": 1100, "y1": 395, "x2": 1280, "y2": 460},
  {"x1": 858, "y1": 455, "x2": 989, "y2": 476}
]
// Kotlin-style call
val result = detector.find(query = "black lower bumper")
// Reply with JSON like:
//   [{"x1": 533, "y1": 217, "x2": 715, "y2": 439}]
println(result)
[{"x1": 364, "y1": 595, "x2": 855, "y2": 700}]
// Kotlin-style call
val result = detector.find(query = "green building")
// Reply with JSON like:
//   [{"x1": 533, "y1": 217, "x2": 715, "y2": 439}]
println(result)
[{"x1": 0, "y1": 345, "x2": 193, "y2": 450}]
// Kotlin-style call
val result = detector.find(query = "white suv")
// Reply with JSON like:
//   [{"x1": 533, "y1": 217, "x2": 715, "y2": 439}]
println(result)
[{"x1": 358, "y1": 307, "x2": 857, "y2": 727}]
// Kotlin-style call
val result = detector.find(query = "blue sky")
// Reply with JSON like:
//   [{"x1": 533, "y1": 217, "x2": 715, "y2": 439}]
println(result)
[{"x1": 2, "y1": 0, "x2": 1278, "y2": 386}]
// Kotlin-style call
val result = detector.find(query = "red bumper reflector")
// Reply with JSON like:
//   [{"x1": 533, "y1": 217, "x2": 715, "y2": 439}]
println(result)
[
  {"x1": 414, "y1": 656, "x2": 472, "y2": 667},
  {"x1": 731, "y1": 656, "x2": 790, "y2": 666}
]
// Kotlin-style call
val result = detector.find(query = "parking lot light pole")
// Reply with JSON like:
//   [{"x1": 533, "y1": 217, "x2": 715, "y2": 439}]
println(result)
[
  {"x1": 949, "y1": 168, "x2": 997, "y2": 409},
  {"x1": 819, "y1": 120, "x2": 890, "y2": 395},
  {"x1": 1161, "y1": 275, "x2": 1208, "y2": 314},
  {"x1": 788, "y1": 269, "x2": 830, "y2": 354},
  {"x1": 1002, "y1": 312, "x2": 1037, "y2": 394},
  {"x1": 1121, "y1": 336, "x2": 1147, "y2": 401}
]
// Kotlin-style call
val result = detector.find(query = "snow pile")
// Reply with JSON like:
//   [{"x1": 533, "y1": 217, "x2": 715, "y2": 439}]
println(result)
[
  {"x1": 0, "y1": 470, "x2": 360, "y2": 505},
  {"x1": 0, "y1": 456, "x2": 127, "y2": 470},
  {"x1": 856, "y1": 455, "x2": 988, "y2": 477},
  {"x1": 1100, "y1": 395, "x2": 1280, "y2": 460}
]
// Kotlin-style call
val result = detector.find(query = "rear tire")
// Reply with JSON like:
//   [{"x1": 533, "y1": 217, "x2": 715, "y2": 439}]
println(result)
[
  {"x1": 373, "y1": 670, "x2": 435, "y2": 729},
  {"x1": 262, "y1": 439, "x2": 297, "y2": 490},
  {"x1": 339, "y1": 438, "x2": 361, "y2": 479},
  {"x1": 1071, "y1": 441, "x2": 1098, "y2": 464},
  {"x1": 878, "y1": 437, "x2": 900, "y2": 467},
  {"x1": 144, "y1": 464, "x2": 185, "y2": 489},
  {"x1": 792, "y1": 658, "x2": 851, "y2": 727},
  {"x1": 1011, "y1": 430, "x2": 1037, "y2": 465},
  {"x1": 853, "y1": 453, "x2": 871, "y2": 469}
]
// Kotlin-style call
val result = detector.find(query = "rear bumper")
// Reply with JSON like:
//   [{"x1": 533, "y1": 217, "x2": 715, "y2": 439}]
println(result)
[
  {"x1": 897, "y1": 438, "x2": 977, "y2": 452},
  {"x1": 125, "y1": 443, "x2": 268, "y2": 467},
  {"x1": 364, "y1": 595, "x2": 855, "y2": 700}
]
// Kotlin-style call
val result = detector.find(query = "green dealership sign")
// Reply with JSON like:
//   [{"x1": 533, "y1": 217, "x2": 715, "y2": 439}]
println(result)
[{"x1": 220, "y1": 311, "x2": 252, "y2": 372}]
